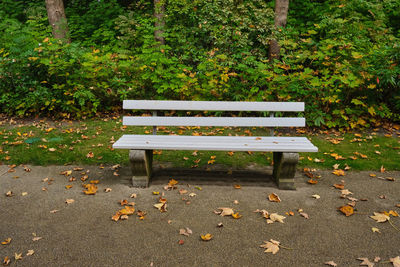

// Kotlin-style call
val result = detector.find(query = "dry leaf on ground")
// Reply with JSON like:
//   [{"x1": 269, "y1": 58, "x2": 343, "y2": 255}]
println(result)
[
  {"x1": 339, "y1": 205, "x2": 354, "y2": 216},
  {"x1": 268, "y1": 193, "x2": 281, "y2": 203},
  {"x1": 260, "y1": 239, "x2": 280, "y2": 254},
  {"x1": 370, "y1": 212, "x2": 390, "y2": 223},
  {"x1": 1, "y1": 238, "x2": 11, "y2": 245},
  {"x1": 332, "y1": 169, "x2": 346, "y2": 176},
  {"x1": 179, "y1": 227, "x2": 193, "y2": 236},
  {"x1": 83, "y1": 184, "x2": 98, "y2": 195},
  {"x1": 390, "y1": 256, "x2": 400, "y2": 267},
  {"x1": 3, "y1": 256, "x2": 10, "y2": 266},
  {"x1": 300, "y1": 212, "x2": 309, "y2": 219},
  {"x1": 215, "y1": 207, "x2": 234, "y2": 217},
  {"x1": 325, "y1": 261, "x2": 337, "y2": 267},
  {"x1": 371, "y1": 227, "x2": 380, "y2": 233},
  {"x1": 200, "y1": 234, "x2": 213, "y2": 241},
  {"x1": 357, "y1": 258, "x2": 374, "y2": 267},
  {"x1": 65, "y1": 199, "x2": 74, "y2": 204},
  {"x1": 269, "y1": 213, "x2": 286, "y2": 223},
  {"x1": 26, "y1": 250, "x2": 34, "y2": 256},
  {"x1": 312, "y1": 194, "x2": 321, "y2": 199},
  {"x1": 14, "y1": 253, "x2": 22, "y2": 260}
]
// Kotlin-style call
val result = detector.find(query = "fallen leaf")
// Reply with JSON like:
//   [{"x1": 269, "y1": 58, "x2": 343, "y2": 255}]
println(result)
[
  {"x1": 120, "y1": 215, "x2": 129, "y2": 220},
  {"x1": 374, "y1": 257, "x2": 380, "y2": 263},
  {"x1": 14, "y1": 253, "x2": 22, "y2": 260},
  {"x1": 179, "y1": 228, "x2": 193, "y2": 236},
  {"x1": 339, "y1": 205, "x2": 354, "y2": 216},
  {"x1": 179, "y1": 189, "x2": 188, "y2": 195},
  {"x1": 269, "y1": 213, "x2": 286, "y2": 223},
  {"x1": 217, "y1": 222, "x2": 223, "y2": 227},
  {"x1": 3, "y1": 256, "x2": 10, "y2": 266},
  {"x1": 389, "y1": 210, "x2": 399, "y2": 217},
  {"x1": 332, "y1": 169, "x2": 346, "y2": 176},
  {"x1": 370, "y1": 212, "x2": 390, "y2": 223},
  {"x1": 178, "y1": 240, "x2": 184, "y2": 245},
  {"x1": 357, "y1": 257, "x2": 374, "y2": 267},
  {"x1": 154, "y1": 202, "x2": 167, "y2": 212},
  {"x1": 26, "y1": 250, "x2": 34, "y2": 256},
  {"x1": 260, "y1": 239, "x2": 280, "y2": 254},
  {"x1": 308, "y1": 179, "x2": 318, "y2": 184},
  {"x1": 200, "y1": 233, "x2": 213, "y2": 241},
  {"x1": 32, "y1": 236, "x2": 42, "y2": 241},
  {"x1": 104, "y1": 188, "x2": 112, "y2": 192},
  {"x1": 215, "y1": 207, "x2": 234, "y2": 217},
  {"x1": 380, "y1": 165, "x2": 385, "y2": 173},
  {"x1": 300, "y1": 212, "x2": 309, "y2": 219},
  {"x1": 233, "y1": 184, "x2": 241, "y2": 189},
  {"x1": 341, "y1": 189, "x2": 353, "y2": 196},
  {"x1": 83, "y1": 184, "x2": 97, "y2": 195},
  {"x1": 325, "y1": 261, "x2": 337, "y2": 266},
  {"x1": 5, "y1": 191, "x2": 13, "y2": 197},
  {"x1": 119, "y1": 206, "x2": 135, "y2": 215},
  {"x1": 189, "y1": 193, "x2": 196, "y2": 197},
  {"x1": 65, "y1": 199, "x2": 74, "y2": 204},
  {"x1": 312, "y1": 194, "x2": 321, "y2": 199},
  {"x1": 369, "y1": 174, "x2": 377, "y2": 177},
  {"x1": 86, "y1": 152, "x2": 94, "y2": 158},
  {"x1": 152, "y1": 191, "x2": 160, "y2": 195},
  {"x1": 195, "y1": 186, "x2": 202, "y2": 191},
  {"x1": 1, "y1": 238, "x2": 11, "y2": 245},
  {"x1": 333, "y1": 183, "x2": 345, "y2": 190},
  {"x1": 50, "y1": 209, "x2": 59, "y2": 213},
  {"x1": 390, "y1": 256, "x2": 400, "y2": 267},
  {"x1": 233, "y1": 200, "x2": 239, "y2": 205},
  {"x1": 130, "y1": 193, "x2": 137, "y2": 198},
  {"x1": 371, "y1": 227, "x2": 380, "y2": 233},
  {"x1": 268, "y1": 193, "x2": 281, "y2": 203},
  {"x1": 232, "y1": 212, "x2": 242, "y2": 219}
]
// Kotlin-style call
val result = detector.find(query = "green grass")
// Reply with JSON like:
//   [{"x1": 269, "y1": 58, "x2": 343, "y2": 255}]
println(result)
[{"x1": 0, "y1": 118, "x2": 399, "y2": 171}]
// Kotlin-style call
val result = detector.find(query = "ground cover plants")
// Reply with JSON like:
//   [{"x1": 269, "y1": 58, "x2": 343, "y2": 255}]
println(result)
[{"x1": 1, "y1": 117, "x2": 399, "y2": 172}]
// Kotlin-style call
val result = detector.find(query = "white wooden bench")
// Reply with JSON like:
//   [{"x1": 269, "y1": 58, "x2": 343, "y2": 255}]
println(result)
[{"x1": 113, "y1": 100, "x2": 318, "y2": 189}]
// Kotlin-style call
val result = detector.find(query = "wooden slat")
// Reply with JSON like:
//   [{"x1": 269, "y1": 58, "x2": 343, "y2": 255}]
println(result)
[
  {"x1": 113, "y1": 135, "x2": 318, "y2": 152},
  {"x1": 123, "y1": 100, "x2": 304, "y2": 112},
  {"x1": 123, "y1": 116, "x2": 305, "y2": 127}
]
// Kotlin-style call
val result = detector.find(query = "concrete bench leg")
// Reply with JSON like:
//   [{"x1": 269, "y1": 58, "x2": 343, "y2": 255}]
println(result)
[
  {"x1": 129, "y1": 150, "x2": 153, "y2": 187},
  {"x1": 273, "y1": 152, "x2": 299, "y2": 190}
]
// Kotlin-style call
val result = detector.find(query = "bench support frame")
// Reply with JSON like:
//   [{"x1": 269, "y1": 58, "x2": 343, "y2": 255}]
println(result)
[
  {"x1": 273, "y1": 152, "x2": 299, "y2": 190},
  {"x1": 129, "y1": 150, "x2": 153, "y2": 187}
]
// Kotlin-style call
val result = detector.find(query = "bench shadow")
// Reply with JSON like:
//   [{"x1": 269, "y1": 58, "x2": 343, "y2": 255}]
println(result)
[{"x1": 150, "y1": 163, "x2": 276, "y2": 187}]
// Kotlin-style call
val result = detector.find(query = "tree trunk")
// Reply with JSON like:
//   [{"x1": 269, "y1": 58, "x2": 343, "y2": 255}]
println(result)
[
  {"x1": 154, "y1": 0, "x2": 165, "y2": 45},
  {"x1": 45, "y1": 0, "x2": 70, "y2": 43},
  {"x1": 269, "y1": 0, "x2": 289, "y2": 60}
]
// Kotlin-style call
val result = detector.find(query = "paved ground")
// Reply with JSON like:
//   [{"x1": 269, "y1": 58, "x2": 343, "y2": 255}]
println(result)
[{"x1": 1, "y1": 164, "x2": 399, "y2": 267}]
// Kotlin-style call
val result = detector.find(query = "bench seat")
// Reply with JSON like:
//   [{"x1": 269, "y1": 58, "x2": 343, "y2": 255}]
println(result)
[{"x1": 113, "y1": 135, "x2": 318, "y2": 152}]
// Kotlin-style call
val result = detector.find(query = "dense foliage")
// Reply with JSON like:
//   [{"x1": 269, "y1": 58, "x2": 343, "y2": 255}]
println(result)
[{"x1": 0, "y1": 0, "x2": 399, "y2": 128}]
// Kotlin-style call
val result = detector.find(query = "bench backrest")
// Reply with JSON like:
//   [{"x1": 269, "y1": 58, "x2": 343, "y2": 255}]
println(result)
[{"x1": 122, "y1": 100, "x2": 305, "y2": 128}]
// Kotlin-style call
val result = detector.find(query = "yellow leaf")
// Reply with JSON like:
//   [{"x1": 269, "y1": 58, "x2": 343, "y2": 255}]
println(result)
[
  {"x1": 232, "y1": 212, "x2": 242, "y2": 219},
  {"x1": 119, "y1": 206, "x2": 135, "y2": 215},
  {"x1": 152, "y1": 191, "x2": 160, "y2": 195},
  {"x1": 200, "y1": 233, "x2": 213, "y2": 241},
  {"x1": 65, "y1": 185, "x2": 73, "y2": 189},
  {"x1": 83, "y1": 184, "x2": 98, "y2": 195},
  {"x1": 168, "y1": 179, "x2": 178, "y2": 186},
  {"x1": 1, "y1": 238, "x2": 11, "y2": 245},
  {"x1": 332, "y1": 169, "x2": 345, "y2": 176},
  {"x1": 371, "y1": 227, "x2": 381, "y2": 233}
]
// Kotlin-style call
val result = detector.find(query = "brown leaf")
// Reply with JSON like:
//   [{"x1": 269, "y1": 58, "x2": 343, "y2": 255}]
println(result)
[
  {"x1": 3, "y1": 256, "x2": 10, "y2": 266},
  {"x1": 324, "y1": 261, "x2": 337, "y2": 267},
  {"x1": 339, "y1": 205, "x2": 354, "y2": 216},
  {"x1": 120, "y1": 199, "x2": 128, "y2": 206},
  {"x1": 260, "y1": 239, "x2": 280, "y2": 254},
  {"x1": 341, "y1": 189, "x2": 353, "y2": 196},
  {"x1": 268, "y1": 193, "x2": 281, "y2": 203},
  {"x1": 119, "y1": 206, "x2": 135, "y2": 215},
  {"x1": 86, "y1": 152, "x2": 94, "y2": 158},
  {"x1": 178, "y1": 240, "x2": 184, "y2": 245},
  {"x1": 357, "y1": 257, "x2": 374, "y2": 267},
  {"x1": 300, "y1": 212, "x2": 309, "y2": 219},
  {"x1": 380, "y1": 165, "x2": 385, "y2": 173},
  {"x1": 269, "y1": 213, "x2": 286, "y2": 223},
  {"x1": 5, "y1": 191, "x2": 13, "y2": 197},
  {"x1": 308, "y1": 179, "x2": 318, "y2": 184},
  {"x1": 65, "y1": 199, "x2": 75, "y2": 204},
  {"x1": 333, "y1": 183, "x2": 345, "y2": 190},
  {"x1": 104, "y1": 188, "x2": 112, "y2": 192}
]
